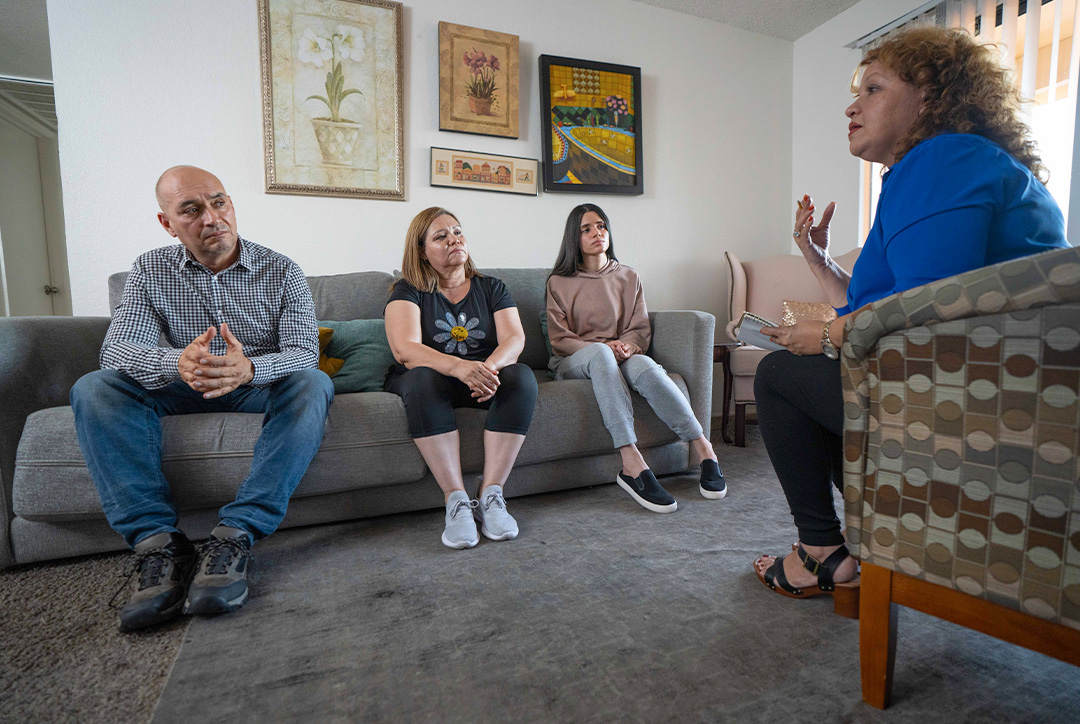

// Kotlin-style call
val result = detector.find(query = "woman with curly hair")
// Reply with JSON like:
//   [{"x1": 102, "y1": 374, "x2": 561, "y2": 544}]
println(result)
[{"x1": 752, "y1": 26, "x2": 1069, "y2": 609}]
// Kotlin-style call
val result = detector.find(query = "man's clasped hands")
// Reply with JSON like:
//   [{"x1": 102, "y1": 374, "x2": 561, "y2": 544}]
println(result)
[{"x1": 178, "y1": 323, "x2": 255, "y2": 398}]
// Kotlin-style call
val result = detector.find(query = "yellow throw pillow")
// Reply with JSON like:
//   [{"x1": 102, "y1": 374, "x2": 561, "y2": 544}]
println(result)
[
  {"x1": 781, "y1": 300, "x2": 837, "y2": 327},
  {"x1": 318, "y1": 326, "x2": 345, "y2": 377}
]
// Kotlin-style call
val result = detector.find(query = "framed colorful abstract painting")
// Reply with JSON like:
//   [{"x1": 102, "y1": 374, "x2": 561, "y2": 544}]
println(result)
[
  {"x1": 429, "y1": 147, "x2": 537, "y2": 196},
  {"x1": 439, "y1": 22, "x2": 520, "y2": 138},
  {"x1": 538, "y1": 55, "x2": 643, "y2": 195},
  {"x1": 258, "y1": 0, "x2": 404, "y2": 200}
]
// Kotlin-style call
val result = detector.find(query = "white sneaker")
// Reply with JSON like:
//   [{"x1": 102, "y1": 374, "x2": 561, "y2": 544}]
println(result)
[
  {"x1": 475, "y1": 484, "x2": 519, "y2": 541},
  {"x1": 441, "y1": 491, "x2": 479, "y2": 549}
]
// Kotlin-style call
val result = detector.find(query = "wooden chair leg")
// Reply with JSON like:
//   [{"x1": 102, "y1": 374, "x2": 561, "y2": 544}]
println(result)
[
  {"x1": 720, "y1": 379, "x2": 733, "y2": 444},
  {"x1": 860, "y1": 562, "x2": 897, "y2": 709},
  {"x1": 734, "y1": 404, "x2": 746, "y2": 447}
]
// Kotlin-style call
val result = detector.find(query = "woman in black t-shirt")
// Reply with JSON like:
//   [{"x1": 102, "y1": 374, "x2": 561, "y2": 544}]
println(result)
[{"x1": 384, "y1": 207, "x2": 538, "y2": 550}]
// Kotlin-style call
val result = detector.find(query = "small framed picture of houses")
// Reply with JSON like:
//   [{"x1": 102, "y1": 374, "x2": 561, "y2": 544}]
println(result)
[{"x1": 429, "y1": 147, "x2": 537, "y2": 196}]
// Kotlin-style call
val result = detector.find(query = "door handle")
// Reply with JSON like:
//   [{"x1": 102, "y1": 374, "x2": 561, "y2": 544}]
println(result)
[{"x1": 43, "y1": 285, "x2": 60, "y2": 295}]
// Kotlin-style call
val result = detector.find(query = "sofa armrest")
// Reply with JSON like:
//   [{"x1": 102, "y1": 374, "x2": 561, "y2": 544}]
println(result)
[
  {"x1": 647, "y1": 310, "x2": 715, "y2": 458},
  {"x1": 0, "y1": 316, "x2": 111, "y2": 568},
  {"x1": 723, "y1": 319, "x2": 740, "y2": 343}
]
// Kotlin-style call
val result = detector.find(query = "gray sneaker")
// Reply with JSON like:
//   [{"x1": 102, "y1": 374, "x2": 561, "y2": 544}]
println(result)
[
  {"x1": 441, "y1": 491, "x2": 479, "y2": 549},
  {"x1": 475, "y1": 484, "x2": 518, "y2": 541},
  {"x1": 183, "y1": 525, "x2": 254, "y2": 615},
  {"x1": 115, "y1": 531, "x2": 195, "y2": 632}
]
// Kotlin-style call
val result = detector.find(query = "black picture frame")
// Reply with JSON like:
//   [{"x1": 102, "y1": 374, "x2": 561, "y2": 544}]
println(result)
[{"x1": 538, "y1": 54, "x2": 643, "y2": 195}]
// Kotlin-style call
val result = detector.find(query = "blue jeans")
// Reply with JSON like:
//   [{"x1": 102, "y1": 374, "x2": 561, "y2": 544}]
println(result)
[{"x1": 70, "y1": 368, "x2": 334, "y2": 548}]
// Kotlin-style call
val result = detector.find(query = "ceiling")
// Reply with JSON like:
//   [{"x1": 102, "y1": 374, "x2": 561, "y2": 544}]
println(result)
[
  {"x1": 0, "y1": 0, "x2": 862, "y2": 138},
  {"x1": 0, "y1": 0, "x2": 52, "y2": 82},
  {"x1": 0, "y1": 0, "x2": 866, "y2": 85},
  {"x1": 628, "y1": 0, "x2": 865, "y2": 41}
]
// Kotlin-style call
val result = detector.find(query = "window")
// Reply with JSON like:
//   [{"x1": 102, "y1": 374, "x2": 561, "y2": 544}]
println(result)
[{"x1": 851, "y1": 0, "x2": 1079, "y2": 241}]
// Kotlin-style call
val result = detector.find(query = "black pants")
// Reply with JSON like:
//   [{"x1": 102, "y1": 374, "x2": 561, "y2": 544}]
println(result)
[
  {"x1": 385, "y1": 363, "x2": 538, "y2": 439},
  {"x1": 754, "y1": 351, "x2": 845, "y2": 547}
]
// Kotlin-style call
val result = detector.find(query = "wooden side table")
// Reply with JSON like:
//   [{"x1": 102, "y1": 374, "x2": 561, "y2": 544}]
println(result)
[{"x1": 713, "y1": 342, "x2": 739, "y2": 444}]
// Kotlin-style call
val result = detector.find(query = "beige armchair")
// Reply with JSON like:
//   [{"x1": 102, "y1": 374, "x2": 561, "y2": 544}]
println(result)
[
  {"x1": 721, "y1": 248, "x2": 860, "y2": 445},
  {"x1": 841, "y1": 244, "x2": 1080, "y2": 707}
]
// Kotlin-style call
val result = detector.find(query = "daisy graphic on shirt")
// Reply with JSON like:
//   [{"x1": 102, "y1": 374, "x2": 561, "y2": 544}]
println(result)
[{"x1": 433, "y1": 312, "x2": 485, "y2": 355}]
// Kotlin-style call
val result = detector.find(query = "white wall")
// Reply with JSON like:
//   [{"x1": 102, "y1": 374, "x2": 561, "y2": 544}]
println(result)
[
  {"x1": 791, "y1": 0, "x2": 928, "y2": 255},
  {"x1": 47, "y1": 0, "x2": 793, "y2": 324}
]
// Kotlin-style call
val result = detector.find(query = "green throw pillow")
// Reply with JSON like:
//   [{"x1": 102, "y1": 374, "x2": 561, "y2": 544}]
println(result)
[
  {"x1": 539, "y1": 311, "x2": 553, "y2": 357},
  {"x1": 318, "y1": 319, "x2": 396, "y2": 393}
]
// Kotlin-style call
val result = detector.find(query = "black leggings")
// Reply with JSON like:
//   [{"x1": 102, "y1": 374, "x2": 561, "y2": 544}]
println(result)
[
  {"x1": 385, "y1": 363, "x2": 538, "y2": 439},
  {"x1": 754, "y1": 351, "x2": 845, "y2": 547}
]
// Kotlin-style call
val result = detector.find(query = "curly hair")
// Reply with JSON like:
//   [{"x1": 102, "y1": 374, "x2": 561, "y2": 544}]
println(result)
[{"x1": 857, "y1": 26, "x2": 1047, "y2": 182}]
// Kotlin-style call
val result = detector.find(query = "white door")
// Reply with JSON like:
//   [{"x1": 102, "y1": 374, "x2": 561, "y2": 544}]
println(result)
[{"x1": 0, "y1": 116, "x2": 58, "y2": 315}]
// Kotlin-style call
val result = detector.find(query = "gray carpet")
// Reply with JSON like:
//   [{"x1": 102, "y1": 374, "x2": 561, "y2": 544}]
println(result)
[
  {"x1": 146, "y1": 438, "x2": 1080, "y2": 724},
  {"x1": 0, "y1": 550, "x2": 189, "y2": 722}
]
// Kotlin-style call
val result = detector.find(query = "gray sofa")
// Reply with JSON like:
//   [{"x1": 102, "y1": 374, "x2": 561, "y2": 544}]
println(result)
[{"x1": 0, "y1": 268, "x2": 714, "y2": 569}]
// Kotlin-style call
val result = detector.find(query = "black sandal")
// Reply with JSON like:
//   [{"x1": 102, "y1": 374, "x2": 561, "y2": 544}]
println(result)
[{"x1": 753, "y1": 545, "x2": 860, "y2": 619}]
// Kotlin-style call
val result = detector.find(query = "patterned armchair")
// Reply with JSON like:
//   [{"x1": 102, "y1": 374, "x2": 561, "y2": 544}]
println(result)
[{"x1": 840, "y1": 244, "x2": 1080, "y2": 708}]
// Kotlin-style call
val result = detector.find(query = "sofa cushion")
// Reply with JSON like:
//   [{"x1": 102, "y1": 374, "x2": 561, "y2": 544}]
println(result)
[
  {"x1": 479, "y1": 268, "x2": 550, "y2": 370},
  {"x1": 111, "y1": 268, "x2": 553, "y2": 370},
  {"x1": 318, "y1": 327, "x2": 345, "y2": 377},
  {"x1": 13, "y1": 371, "x2": 689, "y2": 522},
  {"x1": 13, "y1": 391, "x2": 426, "y2": 521},
  {"x1": 320, "y1": 319, "x2": 396, "y2": 393}
]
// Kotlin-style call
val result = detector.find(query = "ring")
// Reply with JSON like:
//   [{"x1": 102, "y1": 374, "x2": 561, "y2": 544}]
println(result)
[{"x1": 792, "y1": 231, "x2": 800, "y2": 238}]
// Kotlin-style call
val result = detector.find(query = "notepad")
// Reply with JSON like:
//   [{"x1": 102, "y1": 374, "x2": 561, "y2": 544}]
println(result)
[{"x1": 734, "y1": 311, "x2": 785, "y2": 351}]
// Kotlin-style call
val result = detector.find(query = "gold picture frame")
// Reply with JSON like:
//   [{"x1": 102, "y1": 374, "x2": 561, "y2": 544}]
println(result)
[
  {"x1": 258, "y1": 0, "x2": 404, "y2": 200},
  {"x1": 438, "y1": 22, "x2": 519, "y2": 138}
]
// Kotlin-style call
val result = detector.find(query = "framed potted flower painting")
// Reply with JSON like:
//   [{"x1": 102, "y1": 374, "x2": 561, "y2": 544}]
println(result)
[
  {"x1": 538, "y1": 55, "x2": 643, "y2": 195},
  {"x1": 258, "y1": 0, "x2": 405, "y2": 200},
  {"x1": 438, "y1": 22, "x2": 520, "y2": 138}
]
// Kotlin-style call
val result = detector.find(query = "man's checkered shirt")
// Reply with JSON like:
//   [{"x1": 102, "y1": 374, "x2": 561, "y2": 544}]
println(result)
[{"x1": 102, "y1": 238, "x2": 319, "y2": 389}]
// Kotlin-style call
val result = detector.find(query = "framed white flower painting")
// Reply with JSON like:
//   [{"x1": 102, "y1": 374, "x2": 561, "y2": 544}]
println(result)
[{"x1": 258, "y1": 0, "x2": 404, "y2": 200}]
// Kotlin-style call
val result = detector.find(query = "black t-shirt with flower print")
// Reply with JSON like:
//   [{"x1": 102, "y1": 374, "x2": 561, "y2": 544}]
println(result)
[{"x1": 386, "y1": 275, "x2": 516, "y2": 373}]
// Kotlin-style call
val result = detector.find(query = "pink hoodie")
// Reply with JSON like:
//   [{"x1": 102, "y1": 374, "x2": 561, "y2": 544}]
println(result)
[{"x1": 545, "y1": 259, "x2": 651, "y2": 358}]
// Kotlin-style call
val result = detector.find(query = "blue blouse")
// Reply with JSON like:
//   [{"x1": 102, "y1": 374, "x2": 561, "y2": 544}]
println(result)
[{"x1": 841, "y1": 133, "x2": 1069, "y2": 314}]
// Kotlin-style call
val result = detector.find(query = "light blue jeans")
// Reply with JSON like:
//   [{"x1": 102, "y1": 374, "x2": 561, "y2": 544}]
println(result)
[
  {"x1": 70, "y1": 368, "x2": 333, "y2": 547},
  {"x1": 554, "y1": 343, "x2": 703, "y2": 448}
]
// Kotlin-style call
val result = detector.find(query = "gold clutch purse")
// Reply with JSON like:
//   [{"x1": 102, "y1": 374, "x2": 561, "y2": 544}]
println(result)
[{"x1": 781, "y1": 300, "x2": 837, "y2": 327}]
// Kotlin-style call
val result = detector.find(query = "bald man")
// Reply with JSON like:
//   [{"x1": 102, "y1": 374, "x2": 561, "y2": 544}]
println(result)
[{"x1": 70, "y1": 166, "x2": 333, "y2": 631}]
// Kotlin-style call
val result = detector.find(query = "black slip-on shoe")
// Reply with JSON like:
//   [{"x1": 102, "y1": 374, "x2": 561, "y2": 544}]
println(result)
[
  {"x1": 616, "y1": 469, "x2": 677, "y2": 513},
  {"x1": 116, "y1": 531, "x2": 195, "y2": 632},
  {"x1": 183, "y1": 525, "x2": 254, "y2": 615},
  {"x1": 699, "y1": 459, "x2": 727, "y2": 499}
]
